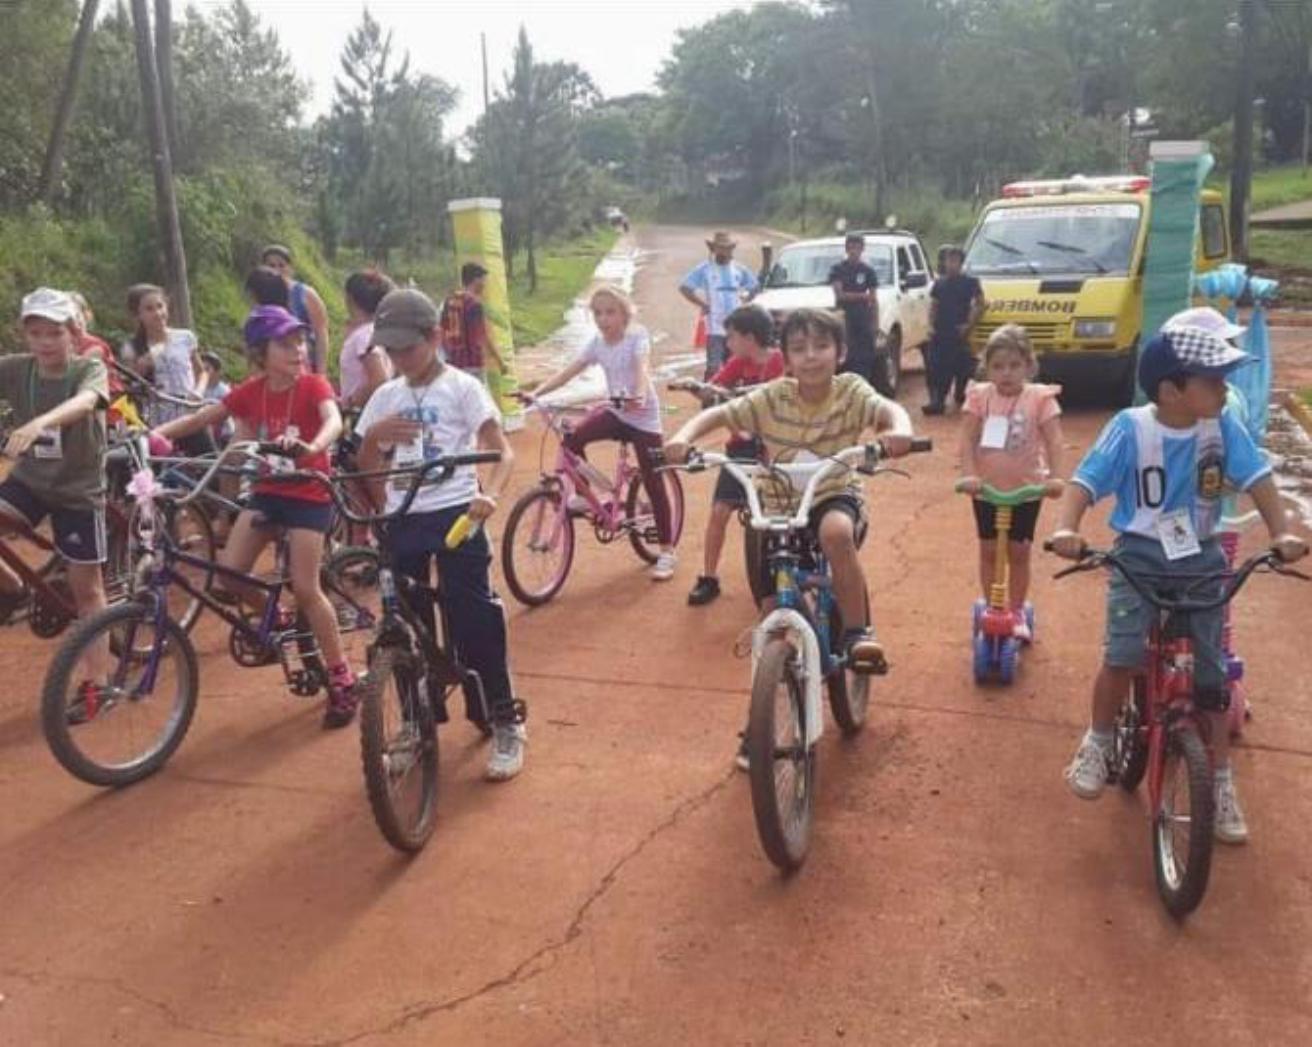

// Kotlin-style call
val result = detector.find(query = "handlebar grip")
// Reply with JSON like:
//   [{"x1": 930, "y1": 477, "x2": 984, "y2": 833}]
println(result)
[
  {"x1": 909, "y1": 437, "x2": 933, "y2": 453},
  {"x1": 256, "y1": 441, "x2": 295, "y2": 458}
]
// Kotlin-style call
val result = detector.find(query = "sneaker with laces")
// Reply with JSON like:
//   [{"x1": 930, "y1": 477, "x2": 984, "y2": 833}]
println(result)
[
  {"x1": 1064, "y1": 736, "x2": 1110, "y2": 799},
  {"x1": 650, "y1": 550, "x2": 677, "y2": 581},
  {"x1": 1214, "y1": 775, "x2": 1249, "y2": 844},
  {"x1": 687, "y1": 575, "x2": 721, "y2": 605},
  {"x1": 486, "y1": 722, "x2": 527, "y2": 781},
  {"x1": 322, "y1": 680, "x2": 360, "y2": 729}
]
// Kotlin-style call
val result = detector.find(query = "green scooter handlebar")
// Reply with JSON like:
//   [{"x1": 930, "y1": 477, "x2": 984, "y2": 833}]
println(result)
[{"x1": 954, "y1": 480, "x2": 1051, "y2": 507}]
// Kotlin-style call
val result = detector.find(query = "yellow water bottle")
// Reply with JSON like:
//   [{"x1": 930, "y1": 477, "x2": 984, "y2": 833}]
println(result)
[{"x1": 444, "y1": 512, "x2": 481, "y2": 549}]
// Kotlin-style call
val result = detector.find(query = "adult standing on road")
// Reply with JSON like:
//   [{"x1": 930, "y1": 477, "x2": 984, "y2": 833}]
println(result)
[
  {"x1": 924, "y1": 245, "x2": 984, "y2": 415},
  {"x1": 679, "y1": 231, "x2": 759, "y2": 379},
  {"x1": 829, "y1": 233, "x2": 887, "y2": 395},
  {"x1": 261, "y1": 244, "x2": 330, "y2": 376}
]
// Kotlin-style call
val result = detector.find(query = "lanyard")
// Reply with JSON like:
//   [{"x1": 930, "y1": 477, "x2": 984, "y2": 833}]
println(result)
[
  {"x1": 260, "y1": 377, "x2": 297, "y2": 438},
  {"x1": 28, "y1": 360, "x2": 72, "y2": 415}
]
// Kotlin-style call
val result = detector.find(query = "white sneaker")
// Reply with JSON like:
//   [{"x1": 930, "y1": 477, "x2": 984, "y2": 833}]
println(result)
[
  {"x1": 1065, "y1": 736, "x2": 1110, "y2": 799},
  {"x1": 650, "y1": 551, "x2": 677, "y2": 581},
  {"x1": 1214, "y1": 775, "x2": 1249, "y2": 845},
  {"x1": 485, "y1": 723, "x2": 527, "y2": 782}
]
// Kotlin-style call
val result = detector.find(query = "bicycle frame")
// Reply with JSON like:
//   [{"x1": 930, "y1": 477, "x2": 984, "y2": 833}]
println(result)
[{"x1": 533, "y1": 403, "x2": 640, "y2": 534}]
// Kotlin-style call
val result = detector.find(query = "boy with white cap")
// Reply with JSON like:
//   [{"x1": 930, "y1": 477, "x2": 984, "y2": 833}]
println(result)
[
  {"x1": 0, "y1": 288, "x2": 110, "y2": 637},
  {"x1": 1049, "y1": 321, "x2": 1307, "y2": 842}
]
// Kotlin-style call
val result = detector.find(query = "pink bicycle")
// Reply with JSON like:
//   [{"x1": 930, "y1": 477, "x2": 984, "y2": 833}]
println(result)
[{"x1": 502, "y1": 398, "x2": 684, "y2": 606}]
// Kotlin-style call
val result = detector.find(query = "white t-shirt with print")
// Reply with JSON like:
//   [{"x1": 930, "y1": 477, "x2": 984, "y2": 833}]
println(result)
[
  {"x1": 356, "y1": 366, "x2": 499, "y2": 513},
  {"x1": 573, "y1": 326, "x2": 662, "y2": 434},
  {"x1": 122, "y1": 328, "x2": 200, "y2": 424}
]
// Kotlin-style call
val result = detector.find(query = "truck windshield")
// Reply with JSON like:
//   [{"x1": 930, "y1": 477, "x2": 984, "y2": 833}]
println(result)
[
  {"x1": 965, "y1": 203, "x2": 1141, "y2": 277},
  {"x1": 766, "y1": 244, "x2": 894, "y2": 288}
]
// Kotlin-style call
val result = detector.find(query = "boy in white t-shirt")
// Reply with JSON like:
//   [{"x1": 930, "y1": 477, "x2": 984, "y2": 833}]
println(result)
[{"x1": 356, "y1": 289, "x2": 527, "y2": 782}]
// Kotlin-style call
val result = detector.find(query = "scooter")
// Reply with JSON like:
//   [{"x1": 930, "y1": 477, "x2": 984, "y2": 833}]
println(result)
[{"x1": 957, "y1": 481, "x2": 1048, "y2": 684}]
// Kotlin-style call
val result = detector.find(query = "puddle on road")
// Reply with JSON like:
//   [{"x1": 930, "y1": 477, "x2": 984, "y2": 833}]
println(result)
[
  {"x1": 1267, "y1": 404, "x2": 1312, "y2": 527},
  {"x1": 516, "y1": 244, "x2": 705, "y2": 410}
]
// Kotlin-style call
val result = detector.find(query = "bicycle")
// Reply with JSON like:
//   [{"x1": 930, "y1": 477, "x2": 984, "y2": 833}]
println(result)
[
  {"x1": 677, "y1": 437, "x2": 932, "y2": 871},
  {"x1": 323, "y1": 450, "x2": 508, "y2": 852},
  {"x1": 501, "y1": 396, "x2": 685, "y2": 606},
  {"x1": 1045, "y1": 541, "x2": 1308, "y2": 917},
  {"x1": 954, "y1": 481, "x2": 1050, "y2": 685},
  {"x1": 39, "y1": 441, "x2": 380, "y2": 788}
]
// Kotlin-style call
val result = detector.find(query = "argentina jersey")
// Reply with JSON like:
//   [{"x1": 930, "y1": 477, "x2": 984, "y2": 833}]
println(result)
[{"x1": 1073, "y1": 405, "x2": 1270, "y2": 541}]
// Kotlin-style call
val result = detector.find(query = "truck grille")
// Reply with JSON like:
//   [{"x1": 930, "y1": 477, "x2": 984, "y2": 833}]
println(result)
[{"x1": 975, "y1": 320, "x2": 1068, "y2": 347}]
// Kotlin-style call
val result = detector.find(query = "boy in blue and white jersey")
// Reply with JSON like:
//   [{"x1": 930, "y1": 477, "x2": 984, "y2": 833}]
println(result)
[{"x1": 1048, "y1": 325, "x2": 1307, "y2": 843}]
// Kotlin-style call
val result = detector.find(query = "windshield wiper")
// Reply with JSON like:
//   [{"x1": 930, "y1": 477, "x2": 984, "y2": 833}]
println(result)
[
  {"x1": 982, "y1": 236, "x2": 1022, "y2": 255},
  {"x1": 1036, "y1": 240, "x2": 1108, "y2": 274}
]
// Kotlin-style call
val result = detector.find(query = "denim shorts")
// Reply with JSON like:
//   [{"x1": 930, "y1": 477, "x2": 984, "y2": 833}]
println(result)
[{"x1": 1103, "y1": 532, "x2": 1227, "y2": 705}]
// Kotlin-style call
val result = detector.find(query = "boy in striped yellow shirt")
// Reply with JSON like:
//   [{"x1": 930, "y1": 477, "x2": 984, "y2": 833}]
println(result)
[{"x1": 666, "y1": 309, "x2": 914, "y2": 672}]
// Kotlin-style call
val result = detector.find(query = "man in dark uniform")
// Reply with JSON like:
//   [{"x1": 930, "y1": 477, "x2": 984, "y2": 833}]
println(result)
[
  {"x1": 829, "y1": 234, "x2": 888, "y2": 394},
  {"x1": 925, "y1": 245, "x2": 985, "y2": 414}
]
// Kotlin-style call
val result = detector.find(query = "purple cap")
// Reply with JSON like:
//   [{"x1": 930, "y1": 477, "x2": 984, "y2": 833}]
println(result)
[{"x1": 243, "y1": 305, "x2": 306, "y2": 346}]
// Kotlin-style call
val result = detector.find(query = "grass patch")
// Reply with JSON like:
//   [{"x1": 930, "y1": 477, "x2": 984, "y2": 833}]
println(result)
[
  {"x1": 1208, "y1": 164, "x2": 1312, "y2": 213},
  {"x1": 506, "y1": 228, "x2": 618, "y2": 347}
]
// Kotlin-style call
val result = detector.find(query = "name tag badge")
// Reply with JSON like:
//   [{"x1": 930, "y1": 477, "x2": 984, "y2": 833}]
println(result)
[
  {"x1": 33, "y1": 426, "x2": 62, "y2": 459},
  {"x1": 980, "y1": 415, "x2": 1009, "y2": 450},
  {"x1": 1156, "y1": 508, "x2": 1202, "y2": 561},
  {"x1": 392, "y1": 435, "x2": 424, "y2": 490}
]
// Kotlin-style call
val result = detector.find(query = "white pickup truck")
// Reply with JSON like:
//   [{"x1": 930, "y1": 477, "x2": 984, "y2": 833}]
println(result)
[{"x1": 753, "y1": 230, "x2": 934, "y2": 397}]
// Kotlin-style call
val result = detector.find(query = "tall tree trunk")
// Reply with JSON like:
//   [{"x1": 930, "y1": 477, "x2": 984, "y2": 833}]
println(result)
[
  {"x1": 131, "y1": 0, "x2": 192, "y2": 325},
  {"x1": 154, "y1": 0, "x2": 181, "y2": 161},
  {"x1": 38, "y1": 0, "x2": 101, "y2": 206}
]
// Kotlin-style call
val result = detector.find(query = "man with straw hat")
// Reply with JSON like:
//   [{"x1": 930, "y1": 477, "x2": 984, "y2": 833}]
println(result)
[{"x1": 680, "y1": 230, "x2": 759, "y2": 379}]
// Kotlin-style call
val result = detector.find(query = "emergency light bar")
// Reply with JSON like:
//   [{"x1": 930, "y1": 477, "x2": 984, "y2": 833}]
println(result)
[{"x1": 1001, "y1": 175, "x2": 1151, "y2": 198}]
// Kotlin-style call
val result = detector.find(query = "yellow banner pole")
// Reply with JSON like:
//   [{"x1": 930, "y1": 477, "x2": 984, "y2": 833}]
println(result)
[{"x1": 447, "y1": 197, "x2": 523, "y2": 430}]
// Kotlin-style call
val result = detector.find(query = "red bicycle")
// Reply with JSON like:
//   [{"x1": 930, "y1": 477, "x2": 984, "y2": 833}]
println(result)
[{"x1": 1048, "y1": 542, "x2": 1307, "y2": 917}]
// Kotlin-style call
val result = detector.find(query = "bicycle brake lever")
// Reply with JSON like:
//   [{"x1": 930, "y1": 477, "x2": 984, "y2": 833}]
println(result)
[{"x1": 861, "y1": 465, "x2": 910, "y2": 479}]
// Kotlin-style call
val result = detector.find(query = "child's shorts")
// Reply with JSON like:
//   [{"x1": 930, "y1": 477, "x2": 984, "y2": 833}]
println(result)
[
  {"x1": 712, "y1": 448, "x2": 763, "y2": 507},
  {"x1": 972, "y1": 498, "x2": 1041, "y2": 542},
  {"x1": 1103, "y1": 533, "x2": 1228, "y2": 709},
  {"x1": 0, "y1": 477, "x2": 106, "y2": 564},
  {"x1": 752, "y1": 495, "x2": 866, "y2": 599},
  {"x1": 247, "y1": 493, "x2": 334, "y2": 534}
]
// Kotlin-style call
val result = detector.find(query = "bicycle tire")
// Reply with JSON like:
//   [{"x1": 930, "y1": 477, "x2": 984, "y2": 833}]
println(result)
[
  {"x1": 1153, "y1": 725, "x2": 1215, "y2": 918},
  {"x1": 625, "y1": 469, "x2": 685, "y2": 564},
  {"x1": 41, "y1": 601, "x2": 199, "y2": 787},
  {"x1": 827, "y1": 596, "x2": 870, "y2": 736},
  {"x1": 502, "y1": 487, "x2": 575, "y2": 606},
  {"x1": 743, "y1": 523, "x2": 768, "y2": 605},
  {"x1": 1113, "y1": 677, "x2": 1149, "y2": 792},
  {"x1": 360, "y1": 644, "x2": 439, "y2": 853},
  {"x1": 148, "y1": 500, "x2": 216, "y2": 634},
  {"x1": 748, "y1": 638, "x2": 815, "y2": 872},
  {"x1": 321, "y1": 545, "x2": 382, "y2": 663}
]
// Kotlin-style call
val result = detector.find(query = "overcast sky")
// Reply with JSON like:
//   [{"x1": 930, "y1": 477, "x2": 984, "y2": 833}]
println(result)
[{"x1": 184, "y1": 0, "x2": 762, "y2": 136}]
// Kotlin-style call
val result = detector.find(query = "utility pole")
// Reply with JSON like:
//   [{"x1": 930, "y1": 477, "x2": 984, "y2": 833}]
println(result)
[
  {"x1": 38, "y1": 0, "x2": 100, "y2": 206},
  {"x1": 481, "y1": 32, "x2": 490, "y2": 113},
  {"x1": 131, "y1": 0, "x2": 191, "y2": 325},
  {"x1": 1229, "y1": 0, "x2": 1257, "y2": 262},
  {"x1": 155, "y1": 0, "x2": 180, "y2": 159}
]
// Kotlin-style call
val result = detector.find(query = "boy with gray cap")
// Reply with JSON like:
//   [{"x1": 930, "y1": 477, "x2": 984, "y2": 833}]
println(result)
[
  {"x1": 356, "y1": 289, "x2": 527, "y2": 781},
  {"x1": 1049, "y1": 323, "x2": 1307, "y2": 842}
]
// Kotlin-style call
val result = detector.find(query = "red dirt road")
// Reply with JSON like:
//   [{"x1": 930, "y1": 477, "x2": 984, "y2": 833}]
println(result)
[{"x1": 2, "y1": 226, "x2": 1311, "y2": 1046}]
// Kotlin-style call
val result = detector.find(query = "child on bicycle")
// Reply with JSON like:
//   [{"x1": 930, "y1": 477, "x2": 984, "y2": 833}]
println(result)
[
  {"x1": 525, "y1": 285, "x2": 678, "y2": 581},
  {"x1": 1049, "y1": 324, "x2": 1308, "y2": 842},
  {"x1": 151, "y1": 306, "x2": 360, "y2": 729},
  {"x1": 355, "y1": 288, "x2": 525, "y2": 782},
  {"x1": 671, "y1": 304, "x2": 784, "y2": 606},
  {"x1": 956, "y1": 324, "x2": 1064, "y2": 641},
  {"x1": 666, "y1": 308, "x2": 915, "y2": 672},
  {"x1": 0, "y1": 289, "x2": 110, "y2": 650}
]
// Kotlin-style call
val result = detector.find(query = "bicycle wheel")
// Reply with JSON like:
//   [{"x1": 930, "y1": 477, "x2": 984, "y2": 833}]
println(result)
[
  {"x1": 827, "y1": 597, "x2": 870, "y2": 736},
  {"x1": 747, "y1": 637, "x2": 815, "y2": 871},
  {"x1": 41, "y1": 601, "x2": 199, "y2": 787},
  {"x1": 502, "y1": 486, "x2": 575, "y2": 606},
  {"x1": 1153, "y1": 725, "x2": 1215, "y2": 918},
  {"x1": 1112, "y1": 677, "x2": 1148, "y2": 792},
  {"x1": 625, "y1": 469, "x2": 685, "y2": 564},
  {"x1": 360, "y1": 644, "x2": 438, "y2": 852},
  {"x1": 322, "y1": 545, "x2": 381, "y2": 666}
]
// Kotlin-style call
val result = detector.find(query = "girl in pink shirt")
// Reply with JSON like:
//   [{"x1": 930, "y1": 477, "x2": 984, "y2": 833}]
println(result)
[{"x1": 957, "y1": 325, "x2": 1065, "y2": 639}]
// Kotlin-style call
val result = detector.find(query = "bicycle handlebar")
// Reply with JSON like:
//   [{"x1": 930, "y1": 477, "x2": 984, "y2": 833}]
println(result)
[
  {"x1": 112, "y1": 361, "x2": 205, "y2": 411},
  {"x1": 1042, "y1": 541, "x2": 1310, "y2": 612},
  {"x1": 675, "y1": 437, "x2": 932, "y2": 532}
]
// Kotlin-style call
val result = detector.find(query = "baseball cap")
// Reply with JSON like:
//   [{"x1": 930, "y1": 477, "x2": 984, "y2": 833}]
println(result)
[
  {"x1": 20, "y1": 287, "x2": 77, "y2": 324},
  {"x1": 1137, "y1": 325, "x2": 1252, "y2": 398},
  {"x1": 1163, "y1": 306, "x2": 1246, "y2": 342},
  {"x1": 243, "y1": 305, "x2": 306, "y2": 346},
  {"x1": 373, "y1": 289, "x2": 439, "y2": 349}
]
